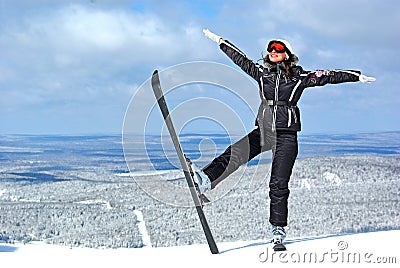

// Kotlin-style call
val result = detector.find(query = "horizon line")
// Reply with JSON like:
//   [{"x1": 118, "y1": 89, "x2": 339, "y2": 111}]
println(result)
[{"x1": 1, "y1": 130, "x2": 399, "y2": 137}]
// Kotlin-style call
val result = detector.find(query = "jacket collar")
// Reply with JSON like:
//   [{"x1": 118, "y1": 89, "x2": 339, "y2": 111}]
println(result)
[{"x1": 263, "y1": 54, "x2": 299, "y2": 71}]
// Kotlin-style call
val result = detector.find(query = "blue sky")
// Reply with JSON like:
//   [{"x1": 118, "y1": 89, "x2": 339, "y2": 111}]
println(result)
[{"x1": 1, "y1": 0, "x2": 399, "y2": 135}]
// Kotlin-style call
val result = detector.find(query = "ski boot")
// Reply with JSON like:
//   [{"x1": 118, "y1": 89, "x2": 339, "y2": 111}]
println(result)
[
  {"x1": 184, "y1": 155, "x2": 211, "y2": 205},
  {"x1": 270, "y1": 224, "x2": 287, "y2": 251}
]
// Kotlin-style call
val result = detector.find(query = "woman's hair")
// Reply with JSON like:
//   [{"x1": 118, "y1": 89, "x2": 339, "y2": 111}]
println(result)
[{"x1": 284, "y1": 62, "x2": 294, "y2": 78}]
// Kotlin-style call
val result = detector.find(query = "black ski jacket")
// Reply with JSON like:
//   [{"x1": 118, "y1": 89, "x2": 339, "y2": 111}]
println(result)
[{"x1": 220, "y1": 41, "x2": 361, "y2": 145}]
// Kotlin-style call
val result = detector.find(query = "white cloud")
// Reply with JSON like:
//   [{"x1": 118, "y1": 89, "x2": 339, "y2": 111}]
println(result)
[
  {"x1": 0, "y1": 3, "x2": 212, "y2": 111},
  {"x1": 3, "y1": 4, "x2": 206, "y2": 67},
  {"x1": 316, "y1": 49, "x2": 336, "y2": 59},
  {"x1": 268, "y1": 0, "x2": 400, "y2": 42}
]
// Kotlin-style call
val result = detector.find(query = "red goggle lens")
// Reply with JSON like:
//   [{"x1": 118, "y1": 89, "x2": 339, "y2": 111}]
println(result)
[{"x1": 267, "y1": 42, "x2": 286, "y2": 53}]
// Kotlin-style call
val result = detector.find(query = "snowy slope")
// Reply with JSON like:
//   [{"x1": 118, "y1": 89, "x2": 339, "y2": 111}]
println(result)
[{"x1": 1, "y1": 230, "x2": 399, "y2": 267}]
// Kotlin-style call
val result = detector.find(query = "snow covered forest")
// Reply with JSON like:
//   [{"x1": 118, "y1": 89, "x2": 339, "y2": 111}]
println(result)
[{"x1": 0, "y1": 134, "x2": 399, "y2": 248}]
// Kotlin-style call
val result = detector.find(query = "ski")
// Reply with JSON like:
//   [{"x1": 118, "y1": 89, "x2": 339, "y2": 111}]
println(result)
[
  {"x1": 184, "y1": 155, "x2": 211, "y2": 207},
  {"x1": 151, "y1": 70, "x2": 219, "y2": 254}
]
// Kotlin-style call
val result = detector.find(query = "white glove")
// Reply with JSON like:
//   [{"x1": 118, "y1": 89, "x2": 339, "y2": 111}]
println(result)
[
  {"x1": 359, "y1": 74, "x2": 376, "y2": 83},
  {"x1": 203, "y1": 29, "x2": 222, "y2": 44}
]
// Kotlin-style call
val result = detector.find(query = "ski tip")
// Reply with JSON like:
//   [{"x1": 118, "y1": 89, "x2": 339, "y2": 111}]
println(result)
[{"x1": 152, "y1": 70, "x2": 158, "y2": 76}]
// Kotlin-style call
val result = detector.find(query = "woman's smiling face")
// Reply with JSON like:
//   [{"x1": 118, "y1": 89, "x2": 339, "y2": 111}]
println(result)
[{"x1": 268, "y1": 50, "x2": 287, "y2": 63}]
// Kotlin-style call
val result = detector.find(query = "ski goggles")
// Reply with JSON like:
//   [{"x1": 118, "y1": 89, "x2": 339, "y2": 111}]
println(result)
[{"x1": 267, "y1": 41, "x2": 286, "y2": 53}]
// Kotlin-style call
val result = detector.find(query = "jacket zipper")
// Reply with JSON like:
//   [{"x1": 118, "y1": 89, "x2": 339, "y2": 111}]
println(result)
[{"x1": 272, "y1": 68, "x2": 281, "y2": 132}]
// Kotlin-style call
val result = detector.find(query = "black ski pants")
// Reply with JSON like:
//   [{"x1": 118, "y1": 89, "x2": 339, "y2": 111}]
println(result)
[{"x1": 203, "y1": 127, "x2": 298, "y2": 227}]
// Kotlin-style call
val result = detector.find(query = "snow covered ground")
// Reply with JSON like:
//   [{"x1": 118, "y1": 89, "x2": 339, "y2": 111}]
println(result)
[
  {"x1": 1, "y1": 154, "x2": 399, "y2": 249},
  {"x1": 1, "y1": 230, "x2": 399, "y2": 267},
  {"x1": 1, "y1": 134, "x2": 399, "y2": 267}
]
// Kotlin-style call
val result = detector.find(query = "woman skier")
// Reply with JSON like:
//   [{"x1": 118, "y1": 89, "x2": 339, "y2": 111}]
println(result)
[{"x1": 190, "y1": 29, "x2": 375, "y2": 250}]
